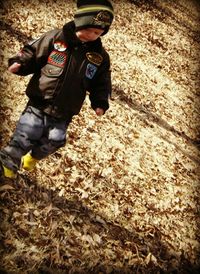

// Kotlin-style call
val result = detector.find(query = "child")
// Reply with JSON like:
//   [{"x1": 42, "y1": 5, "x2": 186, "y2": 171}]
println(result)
[{"x1": 0, "y1": 0, "x2": 114, "y2": 180}]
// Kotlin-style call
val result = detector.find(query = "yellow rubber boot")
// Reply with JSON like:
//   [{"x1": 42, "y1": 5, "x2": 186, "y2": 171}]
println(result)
[
  {"x1": 3, "y1": 165, "x2": 17, "y2": 179},
  {"x1": 22, "y1": 153, "x2": 38, "y2": 171}
]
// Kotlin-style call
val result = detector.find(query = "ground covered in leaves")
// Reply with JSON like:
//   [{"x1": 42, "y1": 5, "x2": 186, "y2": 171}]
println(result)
[{"x1": 0, "y1": 0, "x2": 200, "y2": 273}]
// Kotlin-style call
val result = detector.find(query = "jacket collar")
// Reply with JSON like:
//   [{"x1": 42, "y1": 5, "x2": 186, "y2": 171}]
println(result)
[{"x1": 62, "y1": 21, "x2": 102, "y2": 52}]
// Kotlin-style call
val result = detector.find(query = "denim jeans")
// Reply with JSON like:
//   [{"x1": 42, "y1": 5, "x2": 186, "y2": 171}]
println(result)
[{"x1": 0, "y1": 106, "x2": 72, "y2": 172}]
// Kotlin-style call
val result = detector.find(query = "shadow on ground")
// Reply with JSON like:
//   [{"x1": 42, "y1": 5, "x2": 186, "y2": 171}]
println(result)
[{"x1": 0, "y1": 174, "x2": 199, "y2": 273}]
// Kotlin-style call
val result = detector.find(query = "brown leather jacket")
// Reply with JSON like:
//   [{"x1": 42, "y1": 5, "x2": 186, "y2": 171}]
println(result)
[{"x1": 9, "y1": 21, "x2": 112, "y2": 119}]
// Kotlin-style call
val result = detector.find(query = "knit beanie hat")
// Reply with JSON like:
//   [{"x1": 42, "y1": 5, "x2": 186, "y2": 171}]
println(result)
[{"x1": 74, "y1": 0, "x2": 114, "y2": 35}]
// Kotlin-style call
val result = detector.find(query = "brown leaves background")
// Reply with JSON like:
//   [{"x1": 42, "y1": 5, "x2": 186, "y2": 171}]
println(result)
[{"x1": 0, "y1": 0, "x2": 200, "y2": 273}]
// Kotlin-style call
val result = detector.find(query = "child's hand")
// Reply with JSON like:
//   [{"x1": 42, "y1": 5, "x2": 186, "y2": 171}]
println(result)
[
  {"x1": 8, "y1": 62, "x2": 21, "y2": 73},
  {"x1": 95, "y1": 108, "x2": 104, "y2": 116}
]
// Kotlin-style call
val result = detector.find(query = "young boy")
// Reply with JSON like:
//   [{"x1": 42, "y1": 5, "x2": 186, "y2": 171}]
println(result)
[{"x1": 0, "y1": 0, "x2": 114, "y2": 180}]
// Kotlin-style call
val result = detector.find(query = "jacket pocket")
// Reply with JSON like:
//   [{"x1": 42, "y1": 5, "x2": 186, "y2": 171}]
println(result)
[
  {"x1": 42, "y1": 64, "x2": 64, "y2": 77},
  {"x1": 39, "y1": 64, "x2": 64, "y2": 99}
]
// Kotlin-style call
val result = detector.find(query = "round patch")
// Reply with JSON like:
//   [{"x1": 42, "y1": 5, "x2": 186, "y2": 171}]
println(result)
[{"x1": 54, "y1": 41, "x2": 67, "y2": 52}]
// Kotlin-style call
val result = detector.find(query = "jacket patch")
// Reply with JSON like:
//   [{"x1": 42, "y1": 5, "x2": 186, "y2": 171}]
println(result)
[
  {"x1": 86, "y1": 52, "x2": 103, "y2": 66},
  {"x1": 86, "y1": 63, "x2": 97, "y2": 79},
  {"x1": 48, "y1": 50, "x2": 67, "y2": 68},
  {"x1": 54, "y1": 41, "x2": 67, "y2": 52}
]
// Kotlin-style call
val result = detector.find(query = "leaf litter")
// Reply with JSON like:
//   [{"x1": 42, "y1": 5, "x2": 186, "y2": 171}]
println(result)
[{"x1": 0, "y1": 0, "x2": 200, "y2": 273}]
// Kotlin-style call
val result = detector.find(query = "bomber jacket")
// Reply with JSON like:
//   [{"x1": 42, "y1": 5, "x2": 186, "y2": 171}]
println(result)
[{"x1": 9, "y1": 21, "x2": 112, "y2": 119}]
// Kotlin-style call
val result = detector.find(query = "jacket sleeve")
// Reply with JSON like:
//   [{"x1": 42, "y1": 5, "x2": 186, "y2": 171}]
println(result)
[
  {"x1": 89, "y1": 50, "x2": 112, "y2": 113},
  {"x1": 8, "y1": 29, "x2": 59, "y2": 76}
]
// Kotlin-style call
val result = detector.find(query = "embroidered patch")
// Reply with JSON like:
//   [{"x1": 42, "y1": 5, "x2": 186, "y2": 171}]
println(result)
[
  {"x1": 93, "y1": 11, "x2": 112, "y2": 27},
  {"x1": 86, "y1": 63, "x2": 97, "y2": 79},
  {"x1": 48, "y1": 51, "x2": 67, "y2": 68},
  {"x1": 86, "y1": 52, "x2": 103, "y2": 66},
  {"x1": 54, "y1": 41, "x2": 67, "y2": 52}
]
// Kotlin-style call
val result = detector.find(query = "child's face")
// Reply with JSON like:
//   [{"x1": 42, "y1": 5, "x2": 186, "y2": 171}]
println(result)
[{"x1": 76, "y1": 28, "x2": 104, "y2": 42}]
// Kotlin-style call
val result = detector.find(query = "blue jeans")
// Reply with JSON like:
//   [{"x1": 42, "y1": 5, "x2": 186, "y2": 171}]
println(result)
[{"x1": 0, "y1": 106, "x2": 72, "y2": 172}]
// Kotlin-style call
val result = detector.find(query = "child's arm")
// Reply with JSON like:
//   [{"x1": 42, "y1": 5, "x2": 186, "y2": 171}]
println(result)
[
  {"x1": 8, "y1": 29, "x2": 59, "y2": 76},
  {"x1": 89, "y1": 51, "x2": 111, "y2": 115},
  {"x1": 95, "y1": 108, "x2": 104, "y2": 116},
  {"x1": 8, "y1": 62, "x2": 21, "y2": 73}
]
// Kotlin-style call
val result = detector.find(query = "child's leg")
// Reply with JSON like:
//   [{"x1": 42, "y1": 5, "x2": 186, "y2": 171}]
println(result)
[
  {"x1": 0, "y1": 106, "x2": 44, "y2": 174},
  {"x1": 30, "y1": 116, "x2": 71, "y2": 160}
]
